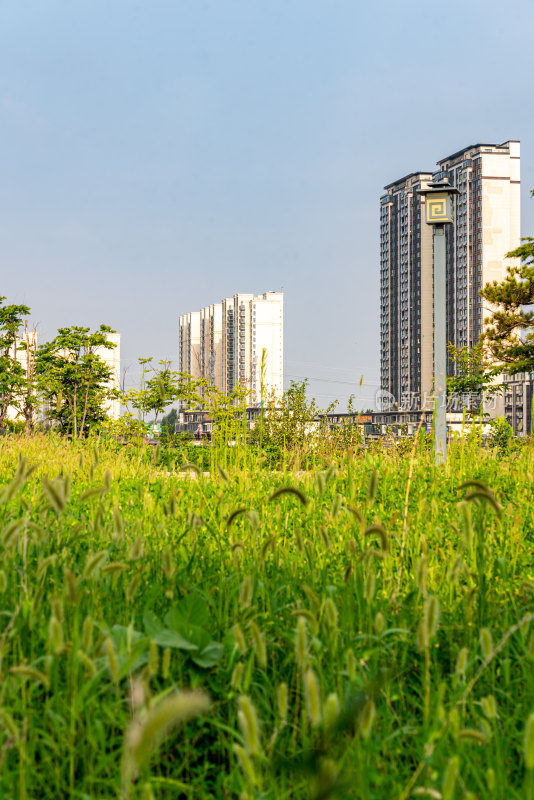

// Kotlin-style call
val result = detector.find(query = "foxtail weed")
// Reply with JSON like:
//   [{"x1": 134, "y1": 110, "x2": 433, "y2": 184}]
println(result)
[
  {"x1": 122, "y1": 690, "x2": 210, "y2": 791},
  {"x1": 237, "y1": 695, "x2": 261, "y2": 755},
  {"x1": 304, "y1": 668, "x2": 322, "y2": 728},
  {"x1": 249, "y1": 621, "x2": 267, "y2": 669}
]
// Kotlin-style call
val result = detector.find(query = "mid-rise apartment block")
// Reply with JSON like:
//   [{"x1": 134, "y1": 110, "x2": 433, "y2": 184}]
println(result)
[
  {"x1": 178, "y1": 312, "x2": 201, "y2": 379},
  {"x1": 180, "y1": 291, "x2": 283, "y2": 405},
  {"x1": 380, "y1": 140, "x2": 521, "y2": 409},
  {"x1": 200, "y1": 304, "x2": 223, "y2": 391}
]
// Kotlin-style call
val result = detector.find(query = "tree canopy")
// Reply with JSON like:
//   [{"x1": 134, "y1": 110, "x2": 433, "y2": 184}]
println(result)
[
  {"x1": 0, "y1": 297, "x2": 31, "y2": 431},
  {"x1": 36, "y1": 325, "x2": 118, "y2": 439}
]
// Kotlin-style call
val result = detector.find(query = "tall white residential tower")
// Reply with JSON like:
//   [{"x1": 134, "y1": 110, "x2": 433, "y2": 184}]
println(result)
[
  {"x1": 380, "y1": 140, "x2": 521, "y2": 409},
  {"x1": 180, "y1": 291, "x2": 283, "y2": 405}
]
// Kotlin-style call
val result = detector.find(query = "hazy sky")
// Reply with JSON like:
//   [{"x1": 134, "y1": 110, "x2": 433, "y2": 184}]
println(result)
[{"x1": 2, "y1": 0, "x2": 534, "y2": 410}]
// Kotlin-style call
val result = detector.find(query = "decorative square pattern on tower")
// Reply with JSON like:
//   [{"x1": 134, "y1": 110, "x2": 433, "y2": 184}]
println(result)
[{"x1": 425, "y1": 193, "x2": 453, "y2": 224}]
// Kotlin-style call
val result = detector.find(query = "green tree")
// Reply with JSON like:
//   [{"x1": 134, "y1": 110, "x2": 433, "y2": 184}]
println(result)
[
  {"x1": 447, "y1": 341, "x2": 501, "y2": 414},
  {"x1": 0, "y1": 297, "x2": 31, "y2": 432},
  {"x1": 36, "y1": 325, "x2": 118, "y2": 439},
  {"x1": 122, "y1": 359, "x2": 207, "y2": 425},
  {"x1": 249, "y1": 379, "x2": 324, "y2": 459},
  {"x1": 480, "y1": 194, "x2": 534, "y2": 374}
]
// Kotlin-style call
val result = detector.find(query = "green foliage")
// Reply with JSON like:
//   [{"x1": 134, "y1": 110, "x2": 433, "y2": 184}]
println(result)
[
  {"x1": 0, "y1": 297, "x2": 31, "y2": 431},
  {"x1": 0, "y1": 435, "x2": 533, "y2": 796},
  {"x1": 35, "y1": 325, "x2": 118, "y2": 439},
  {"x1": 447, "y1": 340, "x2": 499, "y2": 397},
  {"x1": 487, "y1": 416, "x2": 513, "y2": 451},
  {"x1": 249, "y1": 379, "x2": 326, "y2": 465},
  {"x1": 123, "y1": 359, "x2": 184, "y2": 424}
]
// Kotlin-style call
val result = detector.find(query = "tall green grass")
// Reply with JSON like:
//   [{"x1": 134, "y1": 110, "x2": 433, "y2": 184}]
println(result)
[{"x1": 0, "y1": 432, "x2": 533, "y2": 798}]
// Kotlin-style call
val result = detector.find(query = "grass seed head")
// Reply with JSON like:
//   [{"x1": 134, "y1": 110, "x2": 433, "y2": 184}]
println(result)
[
  {"x1": 129, "y1": 535, "x2": 145, "y2": 561},
  {"x1": 277, "y1": 682, "x2": 288, "y2": 722},
  {"x1": 10, "y1": 665, "x2": 50, "y2": 688},
  {"x1": 481, "y1": 694, "x2": 498, "y2": 719},
  {"x1": 162, "y1": 545, "x2": 174, "y2": 579},
  {"x1": 232, "y1": 623, "x2": 247, "y2": 655},
  {"x1": 367, "y1": 469, "x2": 378, "y2": 502},
  {"x1": 238, "y1": 695, "x2": 261, "y2": 755},
  {"x1": 415, "y1": 555, "x2": 427, "y2": 592},
  {"x1": 233, "y1": 744, "x2": 256, "y2": 786},
  {"x1": 148, "y1": 640, "x2": 158, "y2": 677},
  {"x1": 84, "y1": 550, "x2": 108, "y2": 580},
  {"x1": 346, "y1": 648, "x2": 356, "y2": 682},
  {"x1": 122, "y1": 690, "x2": 210, "y2": 787},
  {"x1": 82, "y1": 615, "x2": 93, "y2": 652},
  {"x1": 48, "y1": 615, "x2": 64, "y2": 655},
  {"x1": 239, "y1": 575, "x2": 253, "y2": 610},
  {"x1": 455, "y1": 647, "x2": 468, "y2": 678},
  {"x1": 126, "y1": 573, "x2": 142, "y2": 603},
  {"x1": 162, "y1": 648, "x2": 171, "y2": 679},
  {"x1": 231, "y1": 662, "x2": 244, "y2": 691},
  {"x1": 442, "y1": 755, "x2": 459, "y2": 800},
  {"x1": 64, "y1": 568, "x2": 78, "y2": 604},
  {"x1": 295, "y1": 616, "x2": 308, "y2": 669},
  {"x1": 480, "y1": 627, "x2": 493, "y2": 660},
  {"x1": 359, "y1": 697, "x2": 376, "y2": 739},
  {"x1": 304, "y1": 668, "x2": 322, "y2": 728},
  {"x1": 364, "y1": 570, "x2": 376, "y2": 602},
  {"x1": 374, "y1": 611, "x2": 385, "y2": 635},
  {"x1": 324, "y1": 692, "x2": 340, "y2": 731},
  {"x1": 324, "y1": 597, "x2": 338, "y2": 631},
  {"x1": 76, "y1": 649, "x2": 97, "y2": 677},
  {"x1": 142, "y1": 783, "x2": 155, "y2": 800},
  {"x1": 0, "y1": 709, "x2": 19, "y2": 741},
  {"x1": 112, "y1": 507, "x2": 124, "y2": 538},
  {"x1": 425, "y1": 595, "x2": 440, "y2": 641},
  {"x1": 249, "y1": 621, "x2": 267, "y2": 669},
  {"x1": 104, "y1": 636, "x2": 119, "y2": 684}
]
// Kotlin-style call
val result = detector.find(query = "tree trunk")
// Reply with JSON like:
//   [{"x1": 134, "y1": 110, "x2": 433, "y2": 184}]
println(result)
[{"x1": 79, "y1": 380, "x2": 92, "y2": 440}]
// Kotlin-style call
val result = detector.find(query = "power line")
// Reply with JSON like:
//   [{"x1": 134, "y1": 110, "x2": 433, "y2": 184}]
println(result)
[{"x1": 286, "y1": 374, "x2": 380, "y2": 387}]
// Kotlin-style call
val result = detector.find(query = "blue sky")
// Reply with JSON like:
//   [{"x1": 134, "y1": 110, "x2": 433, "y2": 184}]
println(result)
[{"x1": 2, "y1": 0, "x2": 533, "y2": 409}]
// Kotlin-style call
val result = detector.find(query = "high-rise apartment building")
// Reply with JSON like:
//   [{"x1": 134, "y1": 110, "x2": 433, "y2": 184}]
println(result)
[
  {"x1": 200, "y1": 304, "x2": 223, "y2": 391},
  {"x1": 178, "y1": 312, "x2": 201, "y2": 380},
  {"x1": 380, "y1": 140, "x2": 521, "y2": 409},
  {"x1": 99, "y1": 333, "x2": 121, "y2": 420},
  {"x1": 180, "y1": 291, "x2": 283, "y2": 405}
]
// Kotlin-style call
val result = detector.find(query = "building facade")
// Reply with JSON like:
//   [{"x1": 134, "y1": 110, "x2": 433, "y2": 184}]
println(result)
[
  {"x1": 380, "y1": 140, "x2": 521, "y2": 411},
  {"x1": 98, "y1": 333, "x2": 121, "y2": 420},
  {"x1": 200, "y1": 304, "x2": 224, "y2": 391},
  {"x1": 178, "y1": 312, "x2": 201, "y2": 380},
  {"x1": 503, "y1": 372, "x2": 534, "y2": 436},
  {"x1": 180, "y1": 291, "x2": 283, "y2": 405}
]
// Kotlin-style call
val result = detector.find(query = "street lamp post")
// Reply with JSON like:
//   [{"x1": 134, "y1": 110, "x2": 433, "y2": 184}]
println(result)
[{"x1": 417, "y1": 180, "x2": 460, "y2": 466}]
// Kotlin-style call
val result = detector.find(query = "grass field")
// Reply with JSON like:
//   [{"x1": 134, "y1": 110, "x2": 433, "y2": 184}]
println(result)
[{"x1": 1, "y1": 432, "x2": 534, "y2": 799}]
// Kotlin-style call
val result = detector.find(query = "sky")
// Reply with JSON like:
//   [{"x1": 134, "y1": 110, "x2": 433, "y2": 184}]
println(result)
[{"x1": 2, "y1": 0, "x2": 534, "y2": 410}]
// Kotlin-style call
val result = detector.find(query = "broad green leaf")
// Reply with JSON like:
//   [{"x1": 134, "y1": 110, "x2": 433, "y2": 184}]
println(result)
[
  {"x1": 153, "y1": 628, "x2": 199, "y2": 651},
  {"x1": 191, "y1": 641, "x2": 224, "y2": 669},
  {"x1": 143, "y1": 610, "x2": 163, "y2": 638},
  {"x1": 165, "y1": 594, "x2": 209, "y2": 629}
]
